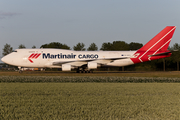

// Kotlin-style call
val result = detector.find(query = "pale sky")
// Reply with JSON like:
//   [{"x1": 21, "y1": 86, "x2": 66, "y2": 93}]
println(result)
[{"x1": 0, "y1": 0, "x2": 180, "y2": 60}]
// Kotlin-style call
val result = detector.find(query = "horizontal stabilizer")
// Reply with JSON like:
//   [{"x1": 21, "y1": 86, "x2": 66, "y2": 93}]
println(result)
[{"x1": 148, "y1": 52, "x2": 171, "y2": 57}]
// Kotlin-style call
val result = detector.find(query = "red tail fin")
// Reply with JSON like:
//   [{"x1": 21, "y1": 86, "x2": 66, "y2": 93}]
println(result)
[{"x1": 131, "y1": 26, "x2": 176, "y2": 64}]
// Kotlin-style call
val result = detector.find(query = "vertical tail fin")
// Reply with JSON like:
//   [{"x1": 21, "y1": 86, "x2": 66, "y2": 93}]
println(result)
[{"x1": 131, "y1": 26, "x2": 176, "y2": 64}]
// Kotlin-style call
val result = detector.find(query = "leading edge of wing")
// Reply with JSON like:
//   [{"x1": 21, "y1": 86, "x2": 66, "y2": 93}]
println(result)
[{"x1": 52, "y1": 57, "x2": 129, "y2": 66}]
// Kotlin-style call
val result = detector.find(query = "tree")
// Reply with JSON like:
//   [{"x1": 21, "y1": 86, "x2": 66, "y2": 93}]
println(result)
[
  {"x1": 100, "y1": 41, "x2": 129, "y2": 51},
  {"x1": 18, "y1": 44, "x2": 26, "y2": 49},
  {"x1": 2, "y1": 43, "x2": 13, "y2": 56},
  {"x1": 32, "y1": 45, "x2": 36, "y2": 48},
  {"x1": 87, "y1": 43, "x2": 98, "y2": 51},
  {"x1": 100, "y1": 42, "x2": 113, "y2": 51},
  {"x1": 73, "y1": 42, "x2": 86, "y2": 51},
  {"x1": 129, "y1": 42, "x2": 143, "y2": 50},
  {"x1": 40, "y1": 42, "x2": 70, "y2": 49},
  {"x1": 170, "y1": 43, "x2": 180, "y2": 71},
  {"x1": 112, "y1": 41, "x2": 129, "y2": 50}
]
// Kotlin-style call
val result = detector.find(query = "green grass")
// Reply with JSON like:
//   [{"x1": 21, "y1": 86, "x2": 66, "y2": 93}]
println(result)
[
  {"x1": 1, "y1": 76, "x2": 180, "y2": 83},
  {"x1": 1, "y1": 83, "x2": 180, "y2": 119},
  {"x1": 1, "y1": 71, "x2": 180, "y2": 78}
]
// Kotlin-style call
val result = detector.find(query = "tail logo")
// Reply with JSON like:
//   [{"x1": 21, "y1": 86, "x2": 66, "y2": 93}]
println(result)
[
  {"x1": 130, "y1": 26, "x2": 176, "y2": 64},
  {"x1": 132, "y1": 53, "x2": 140, "y2": 58},
  {"x1": 28, "y1": 53, "x2": 41, "y2": 63}
]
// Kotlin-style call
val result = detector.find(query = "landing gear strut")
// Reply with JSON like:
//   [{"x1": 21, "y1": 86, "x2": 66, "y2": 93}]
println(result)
[
  {"x1": 18, "y1": 67, "x2": 22, "y2": 73},
  {"x1": 76, "y1": 67, "x2": 93, "y2": 73}
]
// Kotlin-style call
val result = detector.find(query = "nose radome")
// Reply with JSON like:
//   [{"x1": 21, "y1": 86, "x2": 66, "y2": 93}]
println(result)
[
  {"x1": 1, "y1": 56, "x2": 6, "y2": 63},
  {"x1": 1, "y1": 55, "x2": 12, "y2": 64}
]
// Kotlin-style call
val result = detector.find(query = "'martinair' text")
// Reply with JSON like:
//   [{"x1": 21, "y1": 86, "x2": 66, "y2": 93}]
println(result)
[{"x1": 42, "y1": 53, "x2": 98, "y2": 59}]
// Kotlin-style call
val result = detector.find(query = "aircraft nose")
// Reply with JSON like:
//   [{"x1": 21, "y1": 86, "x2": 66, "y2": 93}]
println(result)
[
  {"x1": 1, "y1": 55, "x2": 13, "y2": 64},
  {"x1": 1, "y1": 56, "x2": 8, "y2": 63}
]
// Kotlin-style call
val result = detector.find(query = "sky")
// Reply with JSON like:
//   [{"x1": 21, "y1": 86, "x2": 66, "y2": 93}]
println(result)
[{"x1": 0, "y1": 0, "x2": 180, "y2": 61}]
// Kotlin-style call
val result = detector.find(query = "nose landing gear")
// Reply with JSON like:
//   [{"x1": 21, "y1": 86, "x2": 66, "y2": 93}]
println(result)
[{"x1": 18, "y1": 67, "x2": 22, "y2": 73}]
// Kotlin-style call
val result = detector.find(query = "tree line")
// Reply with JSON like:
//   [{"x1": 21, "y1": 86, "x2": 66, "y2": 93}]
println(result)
[
  {"x1": 2, "y1": 41, "x2": 180, "y2": 71},
  {"x1": 2, "y1": 41, "x2": 143, "y2": 56}
]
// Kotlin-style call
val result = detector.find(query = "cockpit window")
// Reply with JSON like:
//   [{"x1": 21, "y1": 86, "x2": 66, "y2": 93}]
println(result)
[{"x1": 13, "y1": 50, "x2": 17, "y2": 52}]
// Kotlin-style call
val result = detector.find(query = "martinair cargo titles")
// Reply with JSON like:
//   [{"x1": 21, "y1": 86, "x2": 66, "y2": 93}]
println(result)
[{"x1": 1, "y1": 26, "x2": 176, "y2": 73}]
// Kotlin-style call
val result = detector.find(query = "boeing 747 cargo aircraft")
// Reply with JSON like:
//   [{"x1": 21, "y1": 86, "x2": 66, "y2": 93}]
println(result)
[{"x1": 1, "y1": 26, "x2": 176, "y2": 73}]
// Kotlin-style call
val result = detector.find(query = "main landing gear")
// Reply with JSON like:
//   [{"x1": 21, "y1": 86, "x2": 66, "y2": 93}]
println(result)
[{"x1": 76, "y1": 67, "x2": 93, "y2": 73}]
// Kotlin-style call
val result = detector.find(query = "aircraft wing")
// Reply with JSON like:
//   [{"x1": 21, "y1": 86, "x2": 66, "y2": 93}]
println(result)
[{"x1": 52, "y1": 57, "x2": 129, "y2": 67}]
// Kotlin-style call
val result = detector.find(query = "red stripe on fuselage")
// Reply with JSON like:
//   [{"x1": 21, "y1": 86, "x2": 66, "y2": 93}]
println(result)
[
  {"x1": 28, "y1": 58, "x2": 33, "y2": 63},
  {"x1": 28, "y1": 53, "x2": 41, "y2": 63},
  {"x1": 35, "y1": 53, "x2": 41, "y2": 59},
  {"x1": 31, "y1": 53, "x2": 38, "y2": 59},
  {"x1": 28, "y1": 53, "x2": 35, "y2": 58}
]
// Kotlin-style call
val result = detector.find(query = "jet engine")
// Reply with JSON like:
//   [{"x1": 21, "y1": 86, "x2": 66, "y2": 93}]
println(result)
[
  {"x1": 62, "y1": 64, "x2": 71, "y2": 71},
  {"x1": 87, "y1": 62, "x2": 97, "y2": 69}
]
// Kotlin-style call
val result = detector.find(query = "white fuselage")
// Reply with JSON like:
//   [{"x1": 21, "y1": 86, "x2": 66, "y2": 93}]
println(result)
[{"x1": 2, "y1": 49, "x2": 136, "y2": 68}]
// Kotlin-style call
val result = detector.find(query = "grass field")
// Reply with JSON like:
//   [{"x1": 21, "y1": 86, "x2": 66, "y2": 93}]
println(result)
[
  {"x1": 1, "y1": 71, "x2": 180, "y2": 119},
  {"x1": 1, "y1": 83, "x2": 180, "y2": 119},
  {"x1": 1, "y1": 71, "x2": 180, "y2": 77}
]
